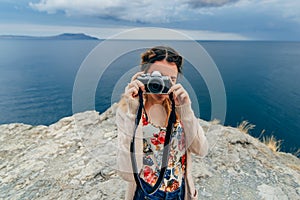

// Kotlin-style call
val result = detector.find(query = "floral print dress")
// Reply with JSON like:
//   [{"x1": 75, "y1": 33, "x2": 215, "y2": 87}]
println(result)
[{"x1": 140, "y1": 111, "x2": 186, "y2": 192}]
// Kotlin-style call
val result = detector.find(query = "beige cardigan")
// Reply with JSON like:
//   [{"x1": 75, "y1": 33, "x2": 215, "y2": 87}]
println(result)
[{"x1": 116, "y1": 100, "x2": 209, "y2": 200}]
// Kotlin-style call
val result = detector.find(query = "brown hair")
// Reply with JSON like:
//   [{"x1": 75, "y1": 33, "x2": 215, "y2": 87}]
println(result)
[{"x1": 140, "y1": 46, "x2": 183, "y2": 74}]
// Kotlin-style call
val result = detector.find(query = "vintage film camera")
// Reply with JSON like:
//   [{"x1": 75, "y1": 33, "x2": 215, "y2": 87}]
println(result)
[{"x1": 137, "y1": 71, "x2": 172, "y2": 94}]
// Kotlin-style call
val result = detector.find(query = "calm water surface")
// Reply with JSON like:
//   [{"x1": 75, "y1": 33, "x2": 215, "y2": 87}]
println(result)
[{"x1": 0, "y1": 39, "x2": 299, "y2": 154}]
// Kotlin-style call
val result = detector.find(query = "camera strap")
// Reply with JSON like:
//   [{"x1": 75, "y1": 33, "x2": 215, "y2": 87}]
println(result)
[{"x1": 130, "y1": 89, "x2": 176, "y2": 195}]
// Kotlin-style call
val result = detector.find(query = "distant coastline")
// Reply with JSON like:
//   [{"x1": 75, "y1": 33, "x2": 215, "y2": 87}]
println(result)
[
  {"x1": 0, "y1": 33, "x2": 99, "y2": 40},
  {"x1": 1, "y1": 33, "x2": 299, "y2": 42}
]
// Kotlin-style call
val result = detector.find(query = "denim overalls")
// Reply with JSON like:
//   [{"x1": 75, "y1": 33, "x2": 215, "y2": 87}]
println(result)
[{"x1": 133, "y1": 178, "x2": 185, "y2": 200}]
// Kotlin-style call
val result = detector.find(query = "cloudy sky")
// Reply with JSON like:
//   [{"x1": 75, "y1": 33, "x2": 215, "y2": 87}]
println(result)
[{"x1": 0, "y1": 0, "x2": 300, "y2": 40}]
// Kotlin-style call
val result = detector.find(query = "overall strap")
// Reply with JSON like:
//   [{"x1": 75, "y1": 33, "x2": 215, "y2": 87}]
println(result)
[{"x1": 130, "y1": 89, "x2": 176, "y2": 195}]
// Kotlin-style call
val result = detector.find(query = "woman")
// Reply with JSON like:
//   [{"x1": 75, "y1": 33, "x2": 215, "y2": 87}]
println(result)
[{"x1": 116, "y1": 46, "x2": 208, "y2": 200}]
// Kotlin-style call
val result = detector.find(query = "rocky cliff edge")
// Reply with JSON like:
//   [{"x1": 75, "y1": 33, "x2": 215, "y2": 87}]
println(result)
[{"x1": 1, "y1": 103, "x2": 299, "y2": 200}]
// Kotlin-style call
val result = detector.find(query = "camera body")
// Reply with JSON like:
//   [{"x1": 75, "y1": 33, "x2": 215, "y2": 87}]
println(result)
[{"x1": 137, "y1": 71, "x2": 172, "y2": 94}]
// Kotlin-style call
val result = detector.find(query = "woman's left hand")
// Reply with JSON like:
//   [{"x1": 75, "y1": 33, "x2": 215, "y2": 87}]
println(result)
[{"x1": 168, "y1": 84, "x2": 191, "y2": 106}]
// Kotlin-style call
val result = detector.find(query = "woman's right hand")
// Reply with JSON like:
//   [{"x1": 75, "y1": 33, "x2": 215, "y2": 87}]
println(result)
[
  {"x1": 123, "y1": 72, "x2": 145, "y2": 115},
  {"x1": 124, "y1": 72, "x2": 145, "y2": 99}
]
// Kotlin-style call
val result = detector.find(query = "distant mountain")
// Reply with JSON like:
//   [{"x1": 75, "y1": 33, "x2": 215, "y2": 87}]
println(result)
[{"x1": 0, "y1": 33, "x2": 99, "y2": 40}]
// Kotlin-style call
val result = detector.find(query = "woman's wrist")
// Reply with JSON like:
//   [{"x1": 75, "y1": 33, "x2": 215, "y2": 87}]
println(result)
[
  {"x1": 125, "y1": 96, "x2": 139, "y2": 116},
  {"x1": 175, "y1": 102, "x2": 194, "y2": 119}
]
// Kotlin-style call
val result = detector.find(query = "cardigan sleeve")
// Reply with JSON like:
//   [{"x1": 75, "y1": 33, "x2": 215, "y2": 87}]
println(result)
[
  {"x1": 115, "y1": 101, "x2": 137, "y2": 182},
  {"x1": 176, "y1": 103, "x2": 209, "y2": 157},
  {"x1": 116, "y1": 96, "x2": 144, "y2": 182}
]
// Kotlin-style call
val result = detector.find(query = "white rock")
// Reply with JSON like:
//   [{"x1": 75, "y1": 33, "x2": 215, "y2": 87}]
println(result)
[
  {"x1": 0, "y1": 107, "x2": 299, "y2": 200},
  {"x1": 257, "y1": 184, "x2": 288, "y2": 200}
]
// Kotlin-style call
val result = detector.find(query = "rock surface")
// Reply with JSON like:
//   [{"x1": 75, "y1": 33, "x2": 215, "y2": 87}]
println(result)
[{"x1": 0, "y1": 103, "x2": 299, "y2": 200}]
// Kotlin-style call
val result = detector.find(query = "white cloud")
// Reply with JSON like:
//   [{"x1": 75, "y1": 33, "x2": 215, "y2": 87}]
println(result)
[
  {"x1": 232, "y1": 0, "x2": 300, "y2": 23},
  {"x1": 28, "y1": 0, "x2": 300, "y2": 27},
  {"x1": 261, "y1": 0, "x2": 300, "y2": 23},
  {"x1": 29, "y1": 0, "x2": 188, "y2": 23},
  {"x1": 29, "y1": 0, "x2": 246, "y2": 23},
  {"x1": 186, "y1": 0, "x2": 240, "y2": 8},
  {"x1": 29, "y1": 0, "x2": 300, "y2": 25}
]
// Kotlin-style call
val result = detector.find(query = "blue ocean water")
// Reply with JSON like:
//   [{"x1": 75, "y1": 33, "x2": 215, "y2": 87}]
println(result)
[{"x1": 0, "y1": 39, "x2": 299, "y2": 154}]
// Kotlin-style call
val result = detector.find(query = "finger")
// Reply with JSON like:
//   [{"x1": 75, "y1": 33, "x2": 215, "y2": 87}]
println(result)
[
  {"x1": 168, "y1": 85, "x2": 177, "y2": 94},
  {"x1": 172, "y1": 85, "x2": 185, "y2": 95},
  {"x1": 127, "y1": 87, "x2": 139, "y2": 97},
  {"x1": 132, "y1": 89, "x2": 139, "y2": 97},
  {"x1": 126, "y1": 83, "x2": 137, "y2": 93},
  {"x1": 179, "y1": 93, "x2": 188, "y2": 101},
  {"x1": 131, "y1": 71, "x2": 145, "y2": 82},
  {"x1": 129, "y1": 80, "x2": 145, "y2": 92},
  {"x1": 129, "y1": 81, "x2": 139, "y2": 90},
  {"x1": 173, "y1": 83, "x2": 182, "y2": 88},
  {"x1": 135, "y1": 80, "x2": 145, "y2": 91},
  {"x1": 168, "y1": 83, "x2": 183, "y2": 94},
  {"x1": 176, "y1": 88, "x2": 189, "y2": 102},
  {"x1": 174, "y1": 87, "x2": 186, "y2": 98}
]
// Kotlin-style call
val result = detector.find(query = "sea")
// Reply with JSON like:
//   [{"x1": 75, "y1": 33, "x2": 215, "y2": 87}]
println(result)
[{"x1": 0, "y1": 39, "x2": 299, "y2": 155}]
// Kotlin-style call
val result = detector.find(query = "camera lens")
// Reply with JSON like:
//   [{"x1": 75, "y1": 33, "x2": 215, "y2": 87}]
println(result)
[{"x1": 148, "y1": 77, "x2": 164, "y2": 93}]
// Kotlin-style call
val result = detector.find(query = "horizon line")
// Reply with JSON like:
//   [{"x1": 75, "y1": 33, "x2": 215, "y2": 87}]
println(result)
[{"x1": 0, "y1": 33, "x2": 299, "y2": 42}]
